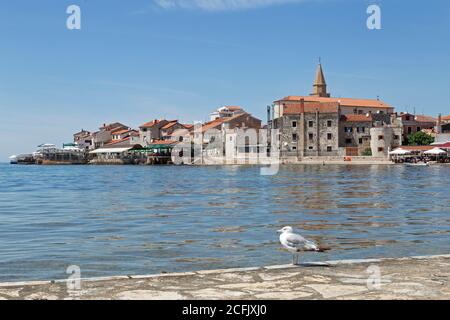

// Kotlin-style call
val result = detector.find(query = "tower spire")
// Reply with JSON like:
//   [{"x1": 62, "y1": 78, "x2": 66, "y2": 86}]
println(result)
[{"x1": 311, "y1": 60, "x2": 330, "y2": 98}]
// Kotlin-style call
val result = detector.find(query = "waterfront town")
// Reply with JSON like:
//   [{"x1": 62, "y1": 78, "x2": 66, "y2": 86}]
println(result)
[{"x1": 9, "y1": 63, "x2": 450, "y2": 166}]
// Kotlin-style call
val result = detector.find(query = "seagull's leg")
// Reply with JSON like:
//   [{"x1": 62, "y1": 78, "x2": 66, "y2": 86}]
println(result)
[
  {"x1": 292, "y1": 254, "x2": 295, "y2": 265},
  {"x1": 295, "y1": 254, "x2": 299, "y2": 265}
]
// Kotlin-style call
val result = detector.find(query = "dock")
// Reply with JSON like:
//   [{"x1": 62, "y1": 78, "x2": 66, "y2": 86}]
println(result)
[{"x1": 1, "y1": 254, "x2": 449, "y2": 300}]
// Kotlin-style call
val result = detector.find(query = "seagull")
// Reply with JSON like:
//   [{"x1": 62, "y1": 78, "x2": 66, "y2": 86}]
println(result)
[{"x1": 278, "y1": 226, "x2": 324, "y2": 265}]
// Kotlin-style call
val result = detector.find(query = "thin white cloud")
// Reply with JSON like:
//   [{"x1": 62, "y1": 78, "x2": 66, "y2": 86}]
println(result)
[{"x1": 154, "y1": 0, "x2": 306, "y2": 11}]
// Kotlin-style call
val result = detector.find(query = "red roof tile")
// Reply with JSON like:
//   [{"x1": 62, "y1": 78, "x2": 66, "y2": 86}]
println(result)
[
  {"x1": 105, "y1": 137, "x2": 130, "y2": 146},
  {"x1": 341, "y1": 114, "x2": 373, "y2": 122},
  {"x1": 276, "y1": 96, "x2": 393, "y2": 109},
  {"x1": 161, "y1": 121, "x2": 179, "y2": 130},
  {"x1": 140, "y1": 120, "x2": 161, "y2": 128},
  {"x1": 414, "y1": 115, "x2": 437, "y2": 123},
  {"x1": 283, "y1": 102, "x2": 339, "y2": 114}
]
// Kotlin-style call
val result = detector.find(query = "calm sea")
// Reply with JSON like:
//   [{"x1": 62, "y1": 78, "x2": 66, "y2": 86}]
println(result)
[{"x1": 0, "y1": 163, "x2": 449, "y2": 282}]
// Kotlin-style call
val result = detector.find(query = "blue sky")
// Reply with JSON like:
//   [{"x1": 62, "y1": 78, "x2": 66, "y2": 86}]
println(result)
[{"x1": 0, "y1": 0, "x2": 449, "y2": 160}]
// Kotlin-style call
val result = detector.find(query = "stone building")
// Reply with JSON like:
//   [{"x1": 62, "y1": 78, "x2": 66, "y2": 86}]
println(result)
[
  {"x1": 272, "y1": 100, "x2": 340, "y2": 157},
  {"x1": 397, "y1": 113, "x2": 437, "y2": 142},
  {"x1": 209, "y1": 106, "x2": 245, "y2": 121},
  {"x1": 139, "y1": 119, "x2": 171, "y2": 146},
  {"x1": 73, "y1": 129, "x2": 93, "y2": 151},
  {"x1": 91, "y1": 122, "x2": 129, "y2": 149},
  {"x1": 271, "y1": 62, "x2": 400, "y2": 159}
]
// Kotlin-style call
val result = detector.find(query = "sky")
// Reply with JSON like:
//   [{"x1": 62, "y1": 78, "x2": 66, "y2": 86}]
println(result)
[{"x1": 0, "y1": 0, "x2": 449, "y2": 160}]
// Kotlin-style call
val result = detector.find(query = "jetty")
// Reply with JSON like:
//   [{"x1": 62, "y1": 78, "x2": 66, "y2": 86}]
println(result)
[{"x1": 1, "y1": 254, "x2": 449, "y2": 300}]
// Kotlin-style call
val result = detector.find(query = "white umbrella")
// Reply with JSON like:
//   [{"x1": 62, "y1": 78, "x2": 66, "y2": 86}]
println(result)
[
  {"x1": 389, "y1": 148, "x2": 411, "y2": 155},
  {"x1": 424, "y1": 147, "x2": 446, "y2": 155},
  {"x1": 38, "y1": 143, "x2": 57, "y2": 148}
]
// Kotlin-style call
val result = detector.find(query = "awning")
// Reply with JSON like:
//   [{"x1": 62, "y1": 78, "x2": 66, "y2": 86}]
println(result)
[
  {"x1": 90, "y1": 147, "x2": 132, "y2": 154},
  {"x1": 389, "y1": 148, "x2": 411, "y2": 155}
]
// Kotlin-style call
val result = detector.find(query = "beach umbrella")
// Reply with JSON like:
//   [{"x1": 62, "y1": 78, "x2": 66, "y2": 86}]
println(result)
[
  {"x1": 389, "y1": 148, "x2": 411, "y2": 155},
  {"x1": 424, "y1": 147, "x2": 446, "y2": 155}
]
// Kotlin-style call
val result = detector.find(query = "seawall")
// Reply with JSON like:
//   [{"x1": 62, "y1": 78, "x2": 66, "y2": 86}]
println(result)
[{"x1": 0, "y1": 254, "x2": 449, "y2": 300}]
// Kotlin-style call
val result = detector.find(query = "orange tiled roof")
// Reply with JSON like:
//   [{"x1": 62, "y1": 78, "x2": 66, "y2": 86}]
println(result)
[
  {"x1": 148, "y1": 140, "x2": 178, "y2": 146},
  {"x1": 201, "y1": 118, "x2": 224, "y2": 133},
  {"x1": 415, "y1": 115, "x2": 437, "y2": 123},
  {"x1": 161, "y1": 121, "x2": 179, "y2": 130},
  {"x1": 283, "y1": 102, "x2": 339, "y2": 114},
  {"x1": 341, "y1": 114, "x2": 373, "y2": 122},
  {"x1": 140, "y1": 120, "x2": 161, "y2": 128},
  {"x1": 105, "y1": 137, "x2": 130, "y2": 146},
  {"x1": 442, "y1": 115, "x2": 450, "y2": 121},
  {"x1": 276, "y1": 96, "x2": 393, "y2": 109},
  {"x1": 111, "y1": 129, "x2": 130, "y2": 135}
]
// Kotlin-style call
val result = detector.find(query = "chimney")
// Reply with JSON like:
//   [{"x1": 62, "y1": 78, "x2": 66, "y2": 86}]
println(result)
[{"x1": 437, "y1": 113, "x2": 442, "y2": 134}]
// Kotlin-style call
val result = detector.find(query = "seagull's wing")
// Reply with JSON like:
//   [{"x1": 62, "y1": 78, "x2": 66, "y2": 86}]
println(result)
[{"x1": 285, "y1": 233, "x2": 319, "y2": 251}]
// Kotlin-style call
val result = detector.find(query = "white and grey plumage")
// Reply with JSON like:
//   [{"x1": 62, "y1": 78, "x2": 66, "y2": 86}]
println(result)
[{"x1": 278, "y1": 226, "x2": 320, "y2": 265}]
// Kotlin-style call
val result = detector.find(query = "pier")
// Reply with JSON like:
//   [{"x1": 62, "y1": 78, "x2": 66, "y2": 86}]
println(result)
[{"x1": 1, "y1": 254, "x2": 448, "y2": 300}]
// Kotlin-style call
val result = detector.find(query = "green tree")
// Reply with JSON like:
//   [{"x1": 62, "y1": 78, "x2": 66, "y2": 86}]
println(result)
[
  {"x1": 361, "y1": 149, "x2": 372, "y2": 156},
  {"x1": 406, "y1": 131, "x2": 435, "y2": 146}
]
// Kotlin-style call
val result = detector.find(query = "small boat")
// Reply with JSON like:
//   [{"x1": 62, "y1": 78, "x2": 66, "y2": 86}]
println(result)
[
  {"x1": 9, "y1": 155, "x2": 18, "y2": 164},
  {"x1": 13, "y1": 154, "x2": 36, "y2": 165},
  {"x1": 405, "y1": 162, "x2": 429, "y2": 167}
]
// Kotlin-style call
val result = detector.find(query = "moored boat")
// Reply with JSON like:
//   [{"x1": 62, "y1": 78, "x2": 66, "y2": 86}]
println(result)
[
  {"x1": 405, "y1": 162, "x2": 429, "y2": 167},
  {"x1": 9, "y1": 155, "x2": 17, "y2": 164}
]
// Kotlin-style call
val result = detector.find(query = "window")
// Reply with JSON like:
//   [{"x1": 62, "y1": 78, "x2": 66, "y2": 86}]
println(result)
[
  {"x1": 358, "y1": 110, "x2": 363, "y2": 114},
  {"x1": 345, "y1": 127, "x2": 353, "y2": 133},
  {"x1": 417, "y1": 127, "x2": 421, "y2": 132},
  {"x1": 327, "y1": 133, "x2": 332, "y2": 140},
  {"x1": 345, "y1": 138, "x2": 352, "y2": 144},
  {"x1": 408, "y1": 127, "x2": 412, "y2": 134},
  {"x1": 308, "y1": 133, "x2": 313, "y2": 140},
  {"x1": 292, "y1": 121, "x2": 297, "y2": 128},
  {"x1": 394, "y1": 135, "x2": 400, "y2": 140},
  {"x1": 327, "y1": 146, "x2": 332, "y2": 152},
  {"x1": 308, "y1": 146, "x2": 313, "y2": 150},
  {"x1": 378, "y1": 147, "x2": 384, "y2": 152},
  {"x1": 359, "y1": 138, "x2": 363, "y2": 144},
  {"x1": 378, "y1": 135, "x2": 384, "y2": 140},
  {"x1": 308, "y1": 121, "x2": 314, "y2": 128},
  {"x1": 327, "y1": 120, "x2": 332, "y2": 127},
  {"x1": 406, "y1": 116, "x2": 410, "y2": 121},
  {"x1": 292, "y1": 133, "x2": 298, "y2": 141},
  {"x1": 292, "y1": 146, "x2": 297, "y2": 151},
  {"x1": 353, "y1": 108, "x2": 358, "y2": 114}
]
